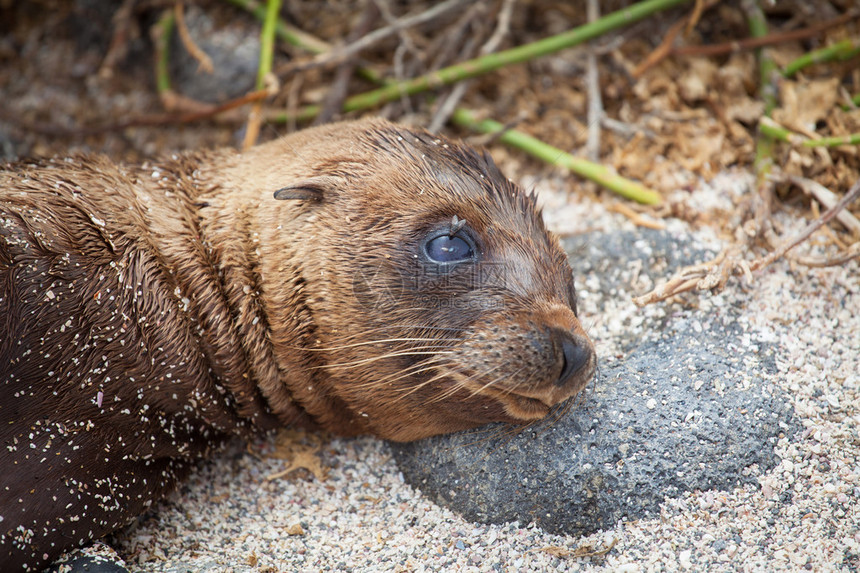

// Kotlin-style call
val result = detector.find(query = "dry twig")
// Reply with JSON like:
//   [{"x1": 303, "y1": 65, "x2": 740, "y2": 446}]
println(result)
[
  {"x1": 633, "y1": 179, "x2": 860, "y2": 306},
  {"x1": 269, "y1": 0, "x2": 690, "y2": 123},
  {"x1": 429, "y1": 0, "x2": 515, "y2": 133},
  {"x1": 99, "y1": 0, "x2": 138, "y2": 78},
  {"x1": 631, "y1": 12, "x2": 687, "y2": 79},
  {"x1": 174, "y1": 2, "x2": 214, "y2": 74},
  {"x1": 0, "y1": 88, "x2": 272, "y2": 137},
  {"x1": 788, "y1": 175, "x2": 860, "y2": 236},
  {"x1": 608, "y1": 202, "x2": 667, "y2": 230},
  {"x1": 584, "y1": 0, "x2": 602, "y2": 161},
  {"x1": 749, "y1": 179, "x2": 860, "y2": 272},
  {"x1": 280, "y1": 0, "x2": 468, "y2": 76},
  {"x1": 685, "y1": 0, "x2": 707, "y2": 34},
  {"x1": 426, "y1": 1, "x2": 487, "y2": 73},
  {"x1": 633, "y1": 8, "x2": 854, "y2": 77},
  {"x1": 789, "y1": 241, "x2": 860, "y2": 268},
  {"x1": 673, "y1": 11, "x2": 856, "y2": 57},
  {"x1": 313, "y1": 2, "x2": 381, "y2": 126}
]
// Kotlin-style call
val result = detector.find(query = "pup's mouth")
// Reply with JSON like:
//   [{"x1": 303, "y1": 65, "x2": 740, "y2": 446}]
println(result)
[
  {"x1": 505, "y1": 393, "x2": 554, "y2": 421},
  {"x1": 474, "y1": 369, "x2": 592, "y2": 422},
  {"x1": 480, "y1": 387, "x2": 554, "y2": 421}
]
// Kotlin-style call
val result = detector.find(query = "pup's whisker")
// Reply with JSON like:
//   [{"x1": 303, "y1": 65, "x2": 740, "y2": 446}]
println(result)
[
  {"x1": 303, "y1": 336, "x2": 452, "y2": 352},
  {"x1": 313, "y1": 349, "x2": 455, "y2": 370}
]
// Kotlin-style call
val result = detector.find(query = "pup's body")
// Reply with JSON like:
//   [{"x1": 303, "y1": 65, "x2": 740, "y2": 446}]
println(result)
[{"x1": 0, "y1": 119, "x2": 594, "y2": 570}]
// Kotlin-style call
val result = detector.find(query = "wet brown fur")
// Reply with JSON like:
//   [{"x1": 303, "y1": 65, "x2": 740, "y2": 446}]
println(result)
[{"x1": 0, "y1": 119, "x2": 594, "y2": 570}]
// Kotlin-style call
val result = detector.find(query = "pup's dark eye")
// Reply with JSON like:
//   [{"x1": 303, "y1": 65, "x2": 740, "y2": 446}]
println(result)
[{"x1": 424, "y1": 234, "x2": 474, "y2": 264}]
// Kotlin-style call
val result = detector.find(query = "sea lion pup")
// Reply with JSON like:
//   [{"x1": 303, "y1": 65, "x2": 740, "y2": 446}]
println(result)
[{"x1": 0, "y1": 118, "x2": 595, "y2": 570}]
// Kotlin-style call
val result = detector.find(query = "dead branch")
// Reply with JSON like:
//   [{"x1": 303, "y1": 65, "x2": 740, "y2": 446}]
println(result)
[
  {"x1": 279, "y1": 0, "x2": 469, "y2": 77},
  {"x1": 174, "y1": 2, "x2": 214, "y2": 74},
  {"x1": 788, "y1": 175, "x2": 860, "y2": 236},
  {"x1": 634, "y1": 9, "x2": 855, "y2": 78},
  {"x1": 673, "y1": 11, "x2": 856, "y2": 58},
  {"x1": 0, "y1": 89, "x2": 271, "y2": 137},
  {"x1": 584, "y1": 0, "x2": 602, "y2": 161},
  {"x1": 429, "y1": 0, "x2": 515, "y2": 133},
  {"x1": 99, "y1": 0, "x2": 139, "y2": 78},
  {"x1": 633, "y1": 178, "x2": 860, "y2": 306},
  {"x1": 313, "y1": 2, "x2": 381, "y2": 126}
]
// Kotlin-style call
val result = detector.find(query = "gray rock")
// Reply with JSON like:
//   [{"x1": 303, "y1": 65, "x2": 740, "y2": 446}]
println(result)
[
  {"x1": 390, "y1": 230, "x2": 800, "y2": 535},
  {"x1": 46, "y1": 543, "x2": 130, "y2": 573}
]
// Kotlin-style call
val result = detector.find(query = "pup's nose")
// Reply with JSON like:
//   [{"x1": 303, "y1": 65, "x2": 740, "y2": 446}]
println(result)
[{"x1": 552, "y1": 328, "x2": 593, "y2": 387}]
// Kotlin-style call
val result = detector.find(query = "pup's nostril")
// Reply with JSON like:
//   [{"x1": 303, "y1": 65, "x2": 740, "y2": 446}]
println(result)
[{"x1": 552, "y1": 328, "x2": 592, "y2": 387}]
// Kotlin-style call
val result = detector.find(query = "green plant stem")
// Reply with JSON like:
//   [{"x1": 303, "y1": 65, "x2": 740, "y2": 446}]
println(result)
[
  {"x1": 154, "y1": 10, "x2": 175, "y2": 95},
  {"x1": 451, "y1": 109, "x2": 662, "y2": 205},
  {"x1": 746, "y1": 2, "x2": 778, "y2": 116},
  {"x1": 782, "y1": 37, "x2": 860, "y2": 78},
  {"x1": 228, "y1": 0, "x2": 677, "y2": 202},
  {"x1": 757, "y1": 118, "x2": 802, "y2": 145},
  {"x1": 746, "y1": 0, "x2": 777, "y2": 189},
  {"x1": 224, "y1": 0, "x2": 384, "y2": 84},
  {"x1": 802, "y1": 133, "x2": 860, "y2": 147},
  {"x1": 255, "y1": 0, "x2": 282, "y2": 90},
  {"x1": 759, "y1": 118, "x2": 860, "y2": 147},
  {"x1": 838, "y1": 91, "x2": 860, "y2": 110},
  {"x1": 271, "y1": 0, "x2": 691, "y2": 123},
  {"x1": 223, "y1": 0, "x2": 329, "y2": 54}
]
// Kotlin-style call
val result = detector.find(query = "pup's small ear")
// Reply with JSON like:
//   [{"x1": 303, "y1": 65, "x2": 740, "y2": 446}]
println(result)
[{"x1": 273, "y1": 176, "x2": 342, "y2": 201}]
